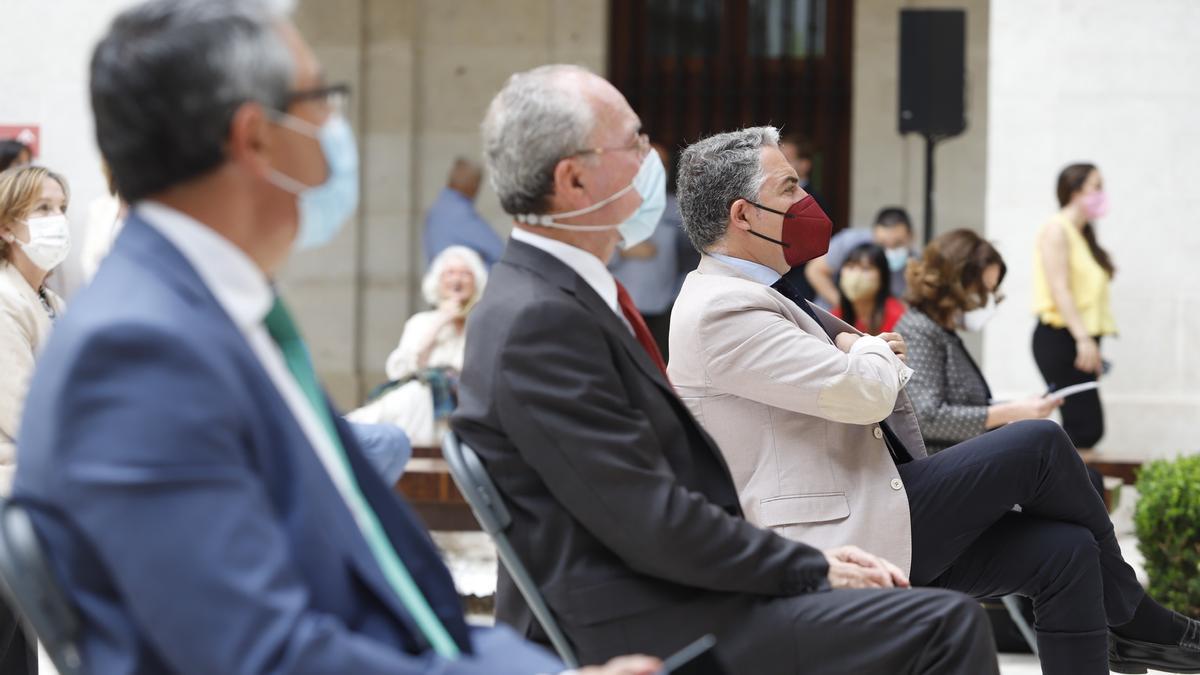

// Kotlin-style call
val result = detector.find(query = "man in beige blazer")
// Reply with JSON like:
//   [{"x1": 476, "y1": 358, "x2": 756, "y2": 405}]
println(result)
[{"x1": 668, "y1": 126, "x2": 1200, "y2": 675}]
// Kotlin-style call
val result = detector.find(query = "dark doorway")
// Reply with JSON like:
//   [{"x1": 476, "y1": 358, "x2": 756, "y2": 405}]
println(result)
[{"x1": 608, "y1": 0, "x2": 854, "y2": 228}]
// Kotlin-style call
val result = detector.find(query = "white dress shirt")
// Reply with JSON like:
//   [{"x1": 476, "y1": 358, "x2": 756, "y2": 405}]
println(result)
[
  {"x1": 510, "y1": 227, "x2": 633, "y2": 334},
  {"x1": 137, "y1": 202, "x2": 374, "y2": 532}
]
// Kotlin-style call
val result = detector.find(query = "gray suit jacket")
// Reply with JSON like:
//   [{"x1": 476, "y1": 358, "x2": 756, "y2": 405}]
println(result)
[
  {"x1": 451, "y1": 241, "x2": 833, "y2": 668},
  {"x1": 894, "y1": 309, "x2": 991, "y2": 454},
  {"x1": 668, "y1": 255, "x2": 927, "y2": 574}
]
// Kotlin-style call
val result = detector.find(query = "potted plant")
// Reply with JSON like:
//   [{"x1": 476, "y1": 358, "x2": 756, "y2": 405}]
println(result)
[{"x1": 1135, "y1": 454, "x2": 1200, "y2": 618}]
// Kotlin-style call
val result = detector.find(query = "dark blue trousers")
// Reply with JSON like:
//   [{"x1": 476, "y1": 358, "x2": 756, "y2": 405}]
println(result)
[{"x1": 900, "y1": 420, "x2": 1144, "y2": 675}]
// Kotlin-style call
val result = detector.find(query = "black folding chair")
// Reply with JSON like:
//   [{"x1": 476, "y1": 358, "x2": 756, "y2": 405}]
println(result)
[
  {"x1": 442, "y1": 433, "x2": 579, "y2": 668},
  {"x1": 1001, "y1": 595, "x2": 1038, "y2": 655},
  {"x1": 0, "y1": 499, "x2": 85, "y2": 675}
]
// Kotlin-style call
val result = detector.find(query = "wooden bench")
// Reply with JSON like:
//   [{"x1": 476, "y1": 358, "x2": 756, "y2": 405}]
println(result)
[
  {"x1": 1086, "y1": 459, "x2": 1143, "y2": 512},
  {"x1": 394, "y1": 445, "x2": 479, "y2": 531},
  {"x1": 393, "y1": 447, "x2": 1144, "y2": 530}
]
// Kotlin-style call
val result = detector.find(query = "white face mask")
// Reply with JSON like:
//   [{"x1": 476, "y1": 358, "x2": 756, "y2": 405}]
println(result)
[
  {"x1": 514, "y1": 150, "x2": 667, "y2": 250},
  {"x1": 7, "y1": 214, "x2": 71, "y2": 271},
  {"x1": 961, "y1": 295, "x2": 998, "y2": 332}
]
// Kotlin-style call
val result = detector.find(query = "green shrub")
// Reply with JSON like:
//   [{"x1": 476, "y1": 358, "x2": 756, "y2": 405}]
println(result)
[{"x1": 1135, "y1": 454, "x2": 1200, "y2": 618}]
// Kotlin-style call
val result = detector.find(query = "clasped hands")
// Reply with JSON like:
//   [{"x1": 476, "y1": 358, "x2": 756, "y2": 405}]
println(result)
[
  {"x1": 834, "y1": 331, "x2": 907, "y2": 363},
  {"x1": 824, "y1": 545, "x2": 911, "y2": 589}
]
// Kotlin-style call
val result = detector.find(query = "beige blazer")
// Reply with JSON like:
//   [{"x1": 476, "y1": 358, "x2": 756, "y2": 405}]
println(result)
[
  {"x1": 0, "y1": 262, "x2": 63, "y2": 495},
  {"x1": 668, "y1": 255, "x2": 927, "y2": 573}
]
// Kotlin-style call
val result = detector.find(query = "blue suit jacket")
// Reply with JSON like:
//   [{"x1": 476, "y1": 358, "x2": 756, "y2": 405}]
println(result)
[{"x1": 13, "y1": 214, "x2": 560, "y2": 674}]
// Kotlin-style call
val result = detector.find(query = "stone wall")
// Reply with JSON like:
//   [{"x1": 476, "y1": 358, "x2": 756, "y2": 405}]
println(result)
[
  {"x1": 291, "y1": 0, "x2": 607, "y2": 407},
  {"x1": 984, "y1": 0, "x2": 1200, "y2": 458},
  {"x1": 849, "y1": 0, "x2": 990, "y2": 239}
]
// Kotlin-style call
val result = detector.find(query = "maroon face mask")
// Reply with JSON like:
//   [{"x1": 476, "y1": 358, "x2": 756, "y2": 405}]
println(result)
[{"x1": 743, "y1": 195, "x2": 833, "y2": 266}]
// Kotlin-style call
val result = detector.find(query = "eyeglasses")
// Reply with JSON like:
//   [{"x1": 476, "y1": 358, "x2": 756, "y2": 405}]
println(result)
[
  {"x1": 570, "y1": 132, "x2": 650, "y2": 158},
  {"x1": 284, "y1": 82, "x2": 351, "y2": 114}
]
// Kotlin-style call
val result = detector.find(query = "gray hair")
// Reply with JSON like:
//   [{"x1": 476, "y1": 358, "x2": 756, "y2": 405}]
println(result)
[
  {"x1": 422, "y1": 246, "x2": 488, "y2": 307},
  {"x1": 481, "y1": 64, "x2": 596, "y2": 215},
  {"x1": 90, "y1": 0, "x2": 296, "y2": 202},
  {"x1": 677, "y1": 126, "x2": 781, "y2": 252}
]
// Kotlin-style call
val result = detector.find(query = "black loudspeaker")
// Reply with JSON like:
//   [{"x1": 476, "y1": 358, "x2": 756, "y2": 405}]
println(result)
[{"x1": 898, "y1": 9, "x2": 966, "y2": 138}]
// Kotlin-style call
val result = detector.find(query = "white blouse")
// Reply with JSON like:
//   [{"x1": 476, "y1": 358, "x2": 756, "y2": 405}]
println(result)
[
  {"x1": 384, "y1": 310, "x2": 466, "y2": 381},
  {"x1": 0, "y1": 261, "x2": 64, "y2": 495}
]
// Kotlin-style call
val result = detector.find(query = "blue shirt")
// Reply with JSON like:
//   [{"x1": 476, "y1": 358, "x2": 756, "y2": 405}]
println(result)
[
  {"x1": 422, "y1": 188, "x2": 505, "y2": 268},
  {"x1": 708, "y1": 253, "x2": 783, "y2": 286},
  {"x1": 608, "y1": 193, "x2": 684, "y2": 315}
]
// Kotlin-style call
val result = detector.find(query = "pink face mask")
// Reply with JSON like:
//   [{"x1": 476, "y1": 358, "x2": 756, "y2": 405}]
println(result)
[{"x1": 1081, "y1": 190, "x2": 1109, "y2": 220}]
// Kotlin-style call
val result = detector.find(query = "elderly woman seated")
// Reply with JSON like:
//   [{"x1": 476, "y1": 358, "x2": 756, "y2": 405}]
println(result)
[{"x1": 348, "y1": 245, "x2": 487, "y2": 446}]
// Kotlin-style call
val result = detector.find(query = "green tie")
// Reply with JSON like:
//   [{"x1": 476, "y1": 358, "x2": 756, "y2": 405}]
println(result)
[{"x1": 264, "y1": 297, "x2": 460, "y2": 658}]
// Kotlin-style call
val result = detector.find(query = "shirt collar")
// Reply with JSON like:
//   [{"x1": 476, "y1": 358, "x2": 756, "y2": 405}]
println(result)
[
  {"x1": 708, "y1": 253, "x2": 783, "y2": 286},
  {"x1": 135, "y1": 201, "x2": 274, "y2": 329},
  {"x1": 510, "y1": 227, "x2": 619, "y2": 314}
]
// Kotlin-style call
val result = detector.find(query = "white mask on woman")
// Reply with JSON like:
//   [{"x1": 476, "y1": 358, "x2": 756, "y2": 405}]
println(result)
[
  {"x1": 6, "y1": 214, "x2": 71, "y2": 271},
  {"x1": 961, "y1": 295, "x2": 998, "y2": 332}
]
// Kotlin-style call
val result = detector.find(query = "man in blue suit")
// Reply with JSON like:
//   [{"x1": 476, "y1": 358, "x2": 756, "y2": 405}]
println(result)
[{"x1": 12, "y1": 1, "x2": 659, "y2": 674}]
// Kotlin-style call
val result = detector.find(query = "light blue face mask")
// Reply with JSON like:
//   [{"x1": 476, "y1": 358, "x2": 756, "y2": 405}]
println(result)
[
  {"x1": 515, "y1": 149, "x2": 667, "y2": 249},
  {"x1": 266, "y1": 113, "x2": 360, "y2": 250},
  {"x1": 885, "y1": 246, "x2": 910, "y2": 273}
]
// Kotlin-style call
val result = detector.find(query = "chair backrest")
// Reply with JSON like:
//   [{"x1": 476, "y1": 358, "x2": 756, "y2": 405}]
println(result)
[
  {"x1": 0, "y1": 499, "x2": 85, "y2": 675},
  {"x1": 441, "y1": 433, "x2": 579, "y2": 668}
]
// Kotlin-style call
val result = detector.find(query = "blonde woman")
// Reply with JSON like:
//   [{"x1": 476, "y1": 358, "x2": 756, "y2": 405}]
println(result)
[
  {"x1": 348, "y1": 245, "x2": 487, "y2": 446},
  {"x1": 0, "y1": 164, "x2": 69, "y2": 674},
  {"x1": 0, "y1": 166, "x2": 70, "y2": 493}
]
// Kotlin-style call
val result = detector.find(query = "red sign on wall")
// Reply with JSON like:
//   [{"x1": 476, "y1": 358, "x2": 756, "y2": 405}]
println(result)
[{"x1": 0, "y1": 125, "x2": 40, "y2": 157}]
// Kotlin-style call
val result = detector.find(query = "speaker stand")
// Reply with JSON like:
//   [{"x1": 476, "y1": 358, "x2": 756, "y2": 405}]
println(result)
[{"x1": 922, "y1": 133, "x2": 940, "y2": 247}]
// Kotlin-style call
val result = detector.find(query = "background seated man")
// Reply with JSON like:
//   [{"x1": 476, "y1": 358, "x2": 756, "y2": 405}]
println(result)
[
  {"x1": 806, "y1": 205, "x2": 915, "y2": 308},
  {"x1": 451, "y1": 64, "x2": 999, "y2": 674},
  {"x1": 667, "y1": 126, "x2": 1200, "y2": 675}
]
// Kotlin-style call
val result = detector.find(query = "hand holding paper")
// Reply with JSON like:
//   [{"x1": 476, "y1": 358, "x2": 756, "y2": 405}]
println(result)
[{"x1": 1048, "y1": 381, "x2": 1099, "y2": 401}]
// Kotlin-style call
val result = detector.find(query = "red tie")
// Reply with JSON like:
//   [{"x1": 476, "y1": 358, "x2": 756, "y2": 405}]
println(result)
[{"x1": 615, "y1": 280, "x2": 669, "y2": 377}]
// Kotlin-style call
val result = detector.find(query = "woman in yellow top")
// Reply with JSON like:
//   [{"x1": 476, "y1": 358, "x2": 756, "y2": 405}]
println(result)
[{"x1": 1032, "y1": 163, "x2": 1116, "y2": 454}]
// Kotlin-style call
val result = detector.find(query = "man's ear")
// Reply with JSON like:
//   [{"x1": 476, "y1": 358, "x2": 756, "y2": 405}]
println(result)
[
  {"x1": 226, "y1": 102, "x2": 273, "y2": 179},
  {"x1": 551, "y1": 156, "x2": 588, "y2": 208},
  {"x1": 729, "y1": 198, "x2": 754, "y2": 232}
]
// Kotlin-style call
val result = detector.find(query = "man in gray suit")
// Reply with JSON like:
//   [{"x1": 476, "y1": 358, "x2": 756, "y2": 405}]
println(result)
[{"x1": 451, "y1": 64, "x2": 998, "y2": 674}]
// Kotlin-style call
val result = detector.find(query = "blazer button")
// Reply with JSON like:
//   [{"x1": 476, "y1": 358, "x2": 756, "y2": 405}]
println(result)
[
  {"x1": 873, "y1": 427, "x2": 884, "y2": 439},
  {"x1": 890, "y1": 478, "x2": 903, "y2": 491}
]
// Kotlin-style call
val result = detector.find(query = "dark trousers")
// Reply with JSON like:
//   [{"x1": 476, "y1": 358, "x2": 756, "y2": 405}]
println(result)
[
  {"x1": 573, "y1": 584, "x2": 1000, "y2": 675},
  {"x1": 1032, "y1": 323, "x2": 1104, "y2": 447},
  {"x1": 900, "y1": 420, "x2": 1144, "y2": 675}
]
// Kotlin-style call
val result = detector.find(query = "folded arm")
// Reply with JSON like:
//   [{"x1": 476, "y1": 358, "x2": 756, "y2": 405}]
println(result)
[{"x1": 701, "y1": 301, "x2": 908, "y2": 424}]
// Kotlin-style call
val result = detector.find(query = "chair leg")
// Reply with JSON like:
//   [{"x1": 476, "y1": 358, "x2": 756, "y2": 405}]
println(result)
[{"x1": 1001, "y1": 594, "x2": 1038, "y2": 655}]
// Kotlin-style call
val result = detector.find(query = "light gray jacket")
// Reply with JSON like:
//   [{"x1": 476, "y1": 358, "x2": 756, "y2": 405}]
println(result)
[{"x1": 668, "y1": 255, "x2": 927, "y2": 573}]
